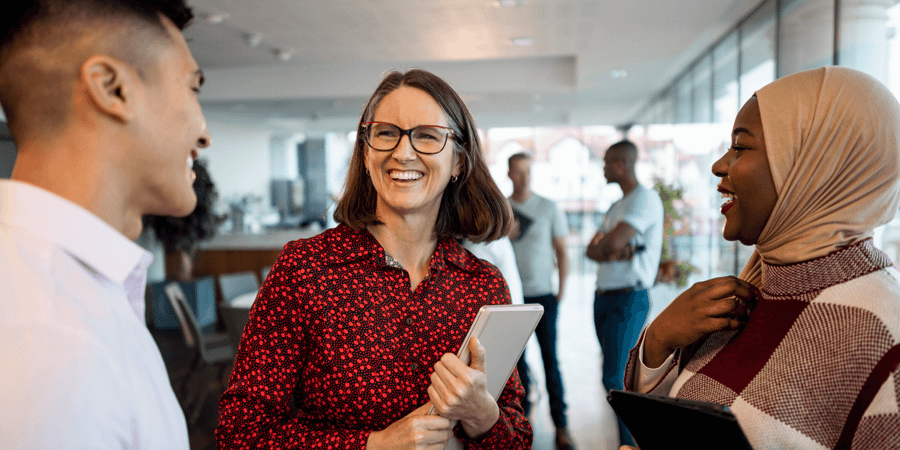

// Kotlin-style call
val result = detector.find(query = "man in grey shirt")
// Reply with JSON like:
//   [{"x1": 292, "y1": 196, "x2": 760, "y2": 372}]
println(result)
[
  {"x1": 508, "y1": 152, "x2": 575, "y2": 450},
  {"x1": 586, "y1": 140, "x2": 663, "y2": 447}
]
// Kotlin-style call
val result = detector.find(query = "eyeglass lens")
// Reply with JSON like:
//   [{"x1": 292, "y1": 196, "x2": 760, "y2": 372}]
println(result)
[{"x1": 366, "y1": 123, "x2": 449, "y2": 154}]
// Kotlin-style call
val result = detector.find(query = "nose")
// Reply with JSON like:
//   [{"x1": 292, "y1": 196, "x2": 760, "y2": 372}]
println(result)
[
  {"x1": 711, "y1": 148, "x2": 730, "y2": 177},
  {"x1": 392, "y1": 134, "x2": 417, "y2": 162},
  {"x1": 197, "y1": 125, "x2": 211, "y2": 149}
]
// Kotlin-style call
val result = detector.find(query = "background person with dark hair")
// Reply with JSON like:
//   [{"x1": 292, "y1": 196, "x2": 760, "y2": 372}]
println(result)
[
  {"x1": 507, "y1": 152, "x2": 576, "y2": 450},
  {"x1": 144, "y1": 159, "x2": 225, "y2": 281},
  {"x1": 586, "y1": 140, "x2": 663, "y2": 447},
  {"x1": 217, "y1": 69, "x2": 532, "y2": 449},
  {"x1": 0, "y1": 0, "x2": 210, "y2": 447}
]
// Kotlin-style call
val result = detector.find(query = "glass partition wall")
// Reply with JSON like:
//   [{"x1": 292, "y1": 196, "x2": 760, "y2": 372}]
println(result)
[
  {"x1": 626, "y1": 0, "x2": 900, "y2": 285},
  {"x1": 325, "y1": 0, "x2": 900, "y2": 296}
]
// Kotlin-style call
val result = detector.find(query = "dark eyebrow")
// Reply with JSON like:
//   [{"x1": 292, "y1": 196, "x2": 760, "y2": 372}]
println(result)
[{"x1": 732, "y1": 127, "x2": 752, "y2": 138}]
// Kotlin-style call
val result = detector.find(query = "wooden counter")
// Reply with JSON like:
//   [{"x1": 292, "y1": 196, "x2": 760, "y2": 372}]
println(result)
[{"x1": 192, "y1": 227, "x2": 322, "y2": 302}]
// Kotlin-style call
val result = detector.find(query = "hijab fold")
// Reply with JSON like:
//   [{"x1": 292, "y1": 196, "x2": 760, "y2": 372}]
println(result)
[{"x1": 740, "y1": 66, "x2": 900, "y2": 286}]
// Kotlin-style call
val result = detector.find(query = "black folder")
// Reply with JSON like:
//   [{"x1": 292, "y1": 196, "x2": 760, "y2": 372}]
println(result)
[{"x1": 607, "y1": 390, "x2": 753, "y2": 450}]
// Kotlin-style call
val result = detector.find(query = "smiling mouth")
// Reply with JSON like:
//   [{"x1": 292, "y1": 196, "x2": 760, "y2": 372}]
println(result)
[
  {"x1": 389, "y1": 170, "x2": 423, "y2": 181},
  {"x1": 720, "y1": 191, "x2": 736, "y2": 214}
]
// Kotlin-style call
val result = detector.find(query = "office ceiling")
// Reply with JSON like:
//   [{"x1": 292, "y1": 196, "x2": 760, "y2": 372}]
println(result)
[{"x1": 186, "y1": 0, "x2": 760, "y2": 132}]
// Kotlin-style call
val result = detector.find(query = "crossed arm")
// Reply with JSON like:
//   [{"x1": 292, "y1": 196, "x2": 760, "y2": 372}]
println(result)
[{"x1": 586, "y1": 221, "x2": 638, "y2": 263}]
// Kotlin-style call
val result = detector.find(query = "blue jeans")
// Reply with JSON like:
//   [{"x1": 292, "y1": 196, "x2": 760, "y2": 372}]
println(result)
[
  {"x1": 524, "y1": 294, "x2": 568, "y2": 428},
  {"x1": 594, "y1": 287, "x2": 650, "y2": 447}
]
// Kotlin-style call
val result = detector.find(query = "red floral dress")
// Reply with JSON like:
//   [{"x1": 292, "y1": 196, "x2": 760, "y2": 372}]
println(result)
[{"x1": 216, "y1": 224, "x2": 532, "y2": 449}]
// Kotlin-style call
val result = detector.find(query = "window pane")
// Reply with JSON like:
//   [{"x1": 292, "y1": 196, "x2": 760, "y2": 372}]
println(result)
[
  {"x1": 739, "y1": 0, "x2": 776, "y2": 102},
  {"x1": 676, "y1": 76, "x2": 693, "y2": 123},
  {"x1": 779, "y1": 0, "x2": 834, "y2": 77},
  {"x1": 714, "y1": 33, "x2": 739, "y2": 125},
  {"x1": 839, "y1": 0, "x2": 891, "y2": 83},
  {"x1": 693, "y1": 55, "x2": 713, "y2": 124}
]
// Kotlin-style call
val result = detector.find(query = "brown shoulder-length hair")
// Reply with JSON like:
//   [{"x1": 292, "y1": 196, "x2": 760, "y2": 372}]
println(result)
[{"x1": 333, "y1": 68, "x2": 512, "y2": 243}]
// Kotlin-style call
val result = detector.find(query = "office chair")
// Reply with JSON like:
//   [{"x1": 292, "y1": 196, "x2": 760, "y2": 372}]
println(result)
[
  {"x1": 218, "y1": 302, "x2": 251, "y2": 353},
  {"x1": 217, "y1": 271, "x2": 259, "y2": 303},
  {"x1": 164, "y1": 282, "x2": 234, "y2": 426}
]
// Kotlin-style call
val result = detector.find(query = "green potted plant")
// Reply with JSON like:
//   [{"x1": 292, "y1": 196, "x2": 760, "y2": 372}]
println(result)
[{"x1": 654, "y1": 179, "x2": 696, "y2": 287}]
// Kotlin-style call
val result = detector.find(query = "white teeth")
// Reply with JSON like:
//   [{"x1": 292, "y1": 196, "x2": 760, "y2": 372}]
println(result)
[
  {"x1": 721, "y1": 192, "x2": 736, "y2": 200},
  {"x1": 390, "y1": 171, "x2": 422, "y2": 181}
]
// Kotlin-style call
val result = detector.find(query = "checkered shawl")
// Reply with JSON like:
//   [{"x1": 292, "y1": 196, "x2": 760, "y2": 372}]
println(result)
[{"x1": 625, "y1": 240, "x2": 900, "y2": 449}]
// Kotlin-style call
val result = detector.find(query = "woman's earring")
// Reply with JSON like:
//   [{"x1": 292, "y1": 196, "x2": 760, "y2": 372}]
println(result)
[
  {"x1": 451, "y1": 175, "x2": 459, "y2": 183},
  {"x1": 366, "y1": 168, "x2": 370, "y2": 176}
]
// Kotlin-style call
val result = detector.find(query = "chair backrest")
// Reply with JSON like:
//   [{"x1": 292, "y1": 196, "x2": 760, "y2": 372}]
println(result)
[
  {"x1": 219, "y1": 303, "x2": 251, "y2": 352},
  {"x1": 218, "y1": 271, "x2": 260, "y2": 302},
  {"x1": 164, "y1": 282, "x2": 201, "y2": 350}
]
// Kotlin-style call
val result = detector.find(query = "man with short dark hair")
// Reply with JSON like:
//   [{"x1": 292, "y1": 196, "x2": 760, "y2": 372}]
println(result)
[
  {"x1": 586, "y1": 140, "x2": 662, "y2": 448},
  {"x1": 507, "y1": 152, "x2": 576, "y2": 450},
  {"x1": 0, "y1": 1, "x2": 209, "y2": 446}
]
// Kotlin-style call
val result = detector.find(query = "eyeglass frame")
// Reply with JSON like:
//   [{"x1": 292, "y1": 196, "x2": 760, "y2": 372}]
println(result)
[{"x1": 360, "y1": 121, "x2": 458, "y2": 155}]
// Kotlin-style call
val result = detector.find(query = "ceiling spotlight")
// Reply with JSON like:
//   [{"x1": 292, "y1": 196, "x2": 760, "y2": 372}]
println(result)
[
  {"x1": 510, "y1": 36, "x2": 534, "y2": 47},
  {"x1": 495, "y1": 0, "x2": 527, "y2": 6},
  {"x1": 610, "y1": 69, "x2": 629, "y2": 79},
  {"x1": 202, "y1": 12, "x2": 229, "y2": 24},
  {"x1": 273, "y1": 48, "x2": 295, "y2": 62},
  {"x1": 244, "y1": 32, "x2": 263, "y2": 47}
]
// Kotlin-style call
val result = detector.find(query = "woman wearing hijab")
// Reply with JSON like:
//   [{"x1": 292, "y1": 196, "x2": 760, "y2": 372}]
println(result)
[
  {"x1": 624, "y1": 66, "x2": 900, "y2": 448},
  {"x1": 216, "y1": 69, "x2": 531, "y2": 449}
]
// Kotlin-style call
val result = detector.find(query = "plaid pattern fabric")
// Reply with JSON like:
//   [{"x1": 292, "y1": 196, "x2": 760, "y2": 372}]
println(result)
[{"x1": 627, "y1": 240, "x2": 900, "y2": 449}]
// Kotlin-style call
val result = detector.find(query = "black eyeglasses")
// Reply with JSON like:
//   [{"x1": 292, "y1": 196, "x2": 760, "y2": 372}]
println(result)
[{"x1": 361, "y1": 121, "x2": 455, "y2": 155}]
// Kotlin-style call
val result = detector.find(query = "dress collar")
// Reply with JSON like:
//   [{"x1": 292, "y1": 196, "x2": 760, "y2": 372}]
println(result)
[{"x1": 326, "y1": 224, "x2": 471, "y2": 272}]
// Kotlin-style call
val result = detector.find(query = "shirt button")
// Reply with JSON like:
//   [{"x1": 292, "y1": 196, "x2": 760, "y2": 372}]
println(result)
[
  {"x1": 405, "y1": 317, "x2": 414, "y2": 325},
  {"x1": 410, "y1": 362, "x2": 419, "y2": 371}
]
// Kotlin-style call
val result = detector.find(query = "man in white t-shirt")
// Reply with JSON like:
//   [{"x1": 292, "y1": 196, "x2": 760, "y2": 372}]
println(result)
[
  {"x1": 508, "y1": 152, "x2": 575, "y2": 450},
  {"x1": 0, "y1": 1, "x2": 210, "y2": 447},
  {"x1": 586, "y1": 140, "x2": 662, "y2": 448}
]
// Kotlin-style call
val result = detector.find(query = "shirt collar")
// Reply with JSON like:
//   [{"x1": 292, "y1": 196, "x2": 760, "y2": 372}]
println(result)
[{"x1": 0, "y1": 180, "x2": 151, "y2": 286}]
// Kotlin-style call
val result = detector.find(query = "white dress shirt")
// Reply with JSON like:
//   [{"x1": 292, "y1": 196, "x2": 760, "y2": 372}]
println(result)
[
  {"x1": 0, "y1": 180, "x2": 189, "y2": 449},
  {"x1": 462, "y1": 237, "x2": 524, "y2": 304}
]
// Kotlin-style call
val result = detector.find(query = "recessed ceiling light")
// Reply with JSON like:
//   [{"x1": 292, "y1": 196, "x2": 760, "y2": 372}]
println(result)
[
  {"x1": 495, "y1": 0, "x2": 527, "y2": 6},
  {"x1": 510, "y1": 37, "x2": 534, "y2": 47},
  {"x1": 273, "y1": 48, "x2": 296, "y2": 62},
  {"x1": 244, "y1": 32, "x2": 263, "y2": 47},
  {"x1": 202, "y1": 12, "x2": 230, "y2": 24},
  {"x1": 610, "y1": 69, "x2": 628, "y2": 79}
]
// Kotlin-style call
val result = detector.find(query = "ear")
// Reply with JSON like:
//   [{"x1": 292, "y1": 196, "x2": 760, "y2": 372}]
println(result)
[
  {"x1": 452, "y1": 149, "x2": 465, "y2": 178},
  {"x1": 80, "y1": 55, "x2": 137, "y2": 123}
]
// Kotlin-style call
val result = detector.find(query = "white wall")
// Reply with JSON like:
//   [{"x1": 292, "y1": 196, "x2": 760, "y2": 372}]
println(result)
[
  {"x1": 269, "y1": 133, "x2": 304, "y2": 180},
  {"x1": 203, "y1": 120, "x2": 273, "y2": 213}
]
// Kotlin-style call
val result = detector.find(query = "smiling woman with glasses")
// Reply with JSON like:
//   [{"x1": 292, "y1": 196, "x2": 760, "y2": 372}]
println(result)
[{"x1": 217, "y1": 69, "x2": 530, "y2": 450}]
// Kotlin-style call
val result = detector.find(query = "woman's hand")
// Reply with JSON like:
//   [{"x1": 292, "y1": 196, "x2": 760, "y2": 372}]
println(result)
[
  {"x1": 365, "y1": 403, "x2": 452, "y2": 450},
  {"x1": 643, "y1": 276, "x2": 759, "y2": 368},
  {"x1": 428, "y1": 337, "x2": 500, "y2": 439}
]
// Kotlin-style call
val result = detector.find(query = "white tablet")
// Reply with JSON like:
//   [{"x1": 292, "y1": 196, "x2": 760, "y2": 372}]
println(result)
[
  {"x1": 428, "y1": 303, "x2": 543, "y2": 414},
  {"x1": 430, "y1": 304, "x2": 543, "y2": 449},
  {"x1": 456, "y1": 303, "x2": 544, "y2": 398}
]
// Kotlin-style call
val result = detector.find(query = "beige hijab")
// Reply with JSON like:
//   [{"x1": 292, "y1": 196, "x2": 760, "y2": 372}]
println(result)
[{"x1": 739, "y1": 66, "x2": 900, "y2": 286}]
